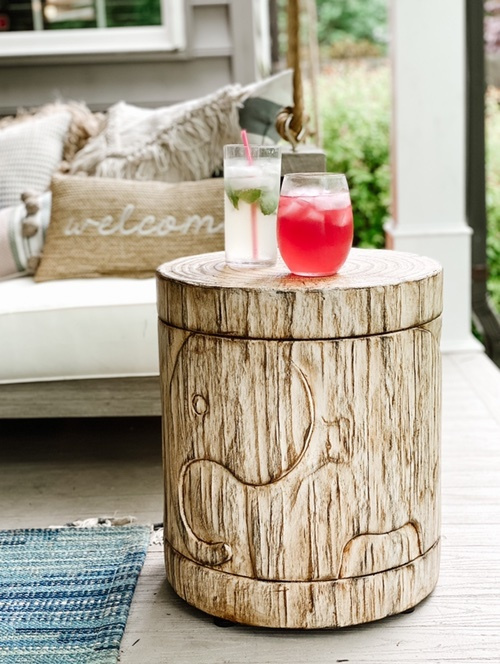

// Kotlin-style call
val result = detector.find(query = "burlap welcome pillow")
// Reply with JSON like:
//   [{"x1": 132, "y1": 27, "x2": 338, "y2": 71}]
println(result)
[{"x1": 34, "y1": 175, "x2": 224, "y2": 282}]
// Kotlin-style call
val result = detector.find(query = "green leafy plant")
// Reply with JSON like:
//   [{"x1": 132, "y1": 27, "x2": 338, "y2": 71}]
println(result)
[
  {"x1": 485, "y1": 86, "x2": 500, "y2": 312},
  {"x1": 276, "y1": 0, "x2": 387, "y2": 61},
  {"x1": 316, "y1": 0, "x2": 388, "y2": 51},
  {"x1": 315, "y1": 62, "x2": 391, "y2": 248},
  {"x1": 311, "y1": 62, "x2": 500, "y2": 313}
]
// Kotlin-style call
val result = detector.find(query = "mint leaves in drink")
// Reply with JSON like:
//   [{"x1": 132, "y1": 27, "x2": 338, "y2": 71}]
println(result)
[
  {"x1": 238, "y1": 188, "x2": 261, "y2": 204},
  {"x1": 259, "y1": 189, "x2": 279, "y2": 215},
  {"x1": 225, "y1": 185, "x2": 278, "y2": 215}
]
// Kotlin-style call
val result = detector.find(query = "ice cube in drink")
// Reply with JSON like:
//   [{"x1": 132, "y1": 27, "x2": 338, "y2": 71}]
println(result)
[{"x1": 277, "y1": 189, "x2": 354, "y2": 277}]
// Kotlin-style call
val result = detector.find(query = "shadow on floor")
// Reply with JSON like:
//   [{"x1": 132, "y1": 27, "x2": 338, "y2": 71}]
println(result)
[{"x1": 0, "y1": 416, "x2": 162, "y2": 461}]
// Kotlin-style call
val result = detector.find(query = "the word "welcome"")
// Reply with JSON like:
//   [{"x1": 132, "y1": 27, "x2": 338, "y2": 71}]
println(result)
[{"x1": 64, "y1": 204, "x2": 223, "y2": 236}]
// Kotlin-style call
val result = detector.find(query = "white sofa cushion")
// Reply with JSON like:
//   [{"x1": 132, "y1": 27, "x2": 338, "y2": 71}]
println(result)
[{"x1": 0, "y1": 276, "x2": 158, "y2": 384}]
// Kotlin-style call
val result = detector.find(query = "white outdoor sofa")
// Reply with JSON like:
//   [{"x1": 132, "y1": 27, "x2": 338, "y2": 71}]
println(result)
[{"x1": 0, "y1": 276, "x2": 161, "y2": 418}]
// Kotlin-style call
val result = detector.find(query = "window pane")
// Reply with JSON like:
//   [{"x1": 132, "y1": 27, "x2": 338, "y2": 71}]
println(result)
[
  {"x1": 106, "y1": 0, "x2": 161, "y2": 28},
  {"x1": 0, "y1": 0, "x2": 162, "y2": 32},
  {"x1": 0, "y1": 2, "x2": 34, "y2": 31}
]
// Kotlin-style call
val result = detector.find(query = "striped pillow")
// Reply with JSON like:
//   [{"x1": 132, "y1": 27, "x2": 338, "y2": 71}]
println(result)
[{"x1": 0, "y1": 192, "x2": 51, "y2": 280}]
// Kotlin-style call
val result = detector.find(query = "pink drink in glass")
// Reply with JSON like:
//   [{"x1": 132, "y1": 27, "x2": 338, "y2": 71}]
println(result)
[{"x1": 277, "y1": 174, "x2": 354, "y2": 277}]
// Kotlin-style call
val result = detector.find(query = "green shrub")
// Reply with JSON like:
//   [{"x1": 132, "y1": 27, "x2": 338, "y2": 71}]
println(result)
[
  {"x1": 315, "y1": 62, "x2": 391, "y2": 248},
  {"x1": 311, "y1": 63, "x2": 500, "y2": 314},
  {"x1": 486, "y1": 86, "x2": 500, "y2": 312},
  {"x1": 316, "y1": 0, "x2": 388, "y2": 51},
  {"x1": 277, "y1": 0, "x2": 387, "y2": 61},
  {"x1": 327, "y1": 39, "x2": 385, "y2": 59}
]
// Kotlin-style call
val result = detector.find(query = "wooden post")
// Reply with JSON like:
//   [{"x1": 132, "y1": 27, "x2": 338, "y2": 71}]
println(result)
[{"x1": 157, "y1": 249, "x2": 443, "y2": 628}]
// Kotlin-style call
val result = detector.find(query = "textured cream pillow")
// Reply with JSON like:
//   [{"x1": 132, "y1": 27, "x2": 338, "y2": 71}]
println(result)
[
  {"x1": 34, "y1": 175, "x2": 224, "y2": 282},
  {"x1": 68, "y1": 85, "x2": 244, "y2": 183},
  {"x1": 0, "y1": 112, "x2": 71, "y2": 208},
  {"x1": 68, "y1": 72, "x2": 294, "y2": 183}
]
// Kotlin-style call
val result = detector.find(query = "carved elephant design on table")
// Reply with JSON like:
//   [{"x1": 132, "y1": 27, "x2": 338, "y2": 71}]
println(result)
[{"x1": 161, "y1": 322, "x2": 440, "y2": 584}]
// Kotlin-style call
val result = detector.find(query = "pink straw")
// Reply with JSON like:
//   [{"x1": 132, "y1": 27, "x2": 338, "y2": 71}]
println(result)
[
  {"x1": 240, "y1": 130, "x2": 258, "y2": 260},
  {"x1": 241, "y1": 129, "x2": 253, "y2": 165}
]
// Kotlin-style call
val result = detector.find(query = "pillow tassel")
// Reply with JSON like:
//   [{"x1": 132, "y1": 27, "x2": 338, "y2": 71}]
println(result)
[{"x1": 22, "y1": 216, "x2": 39, "y2": 239}]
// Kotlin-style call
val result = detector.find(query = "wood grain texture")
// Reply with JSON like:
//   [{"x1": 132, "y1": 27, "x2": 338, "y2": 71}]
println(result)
[
  {"x1": 164, "y1": 540, "x2": 440, "y2": 629},
  {"x1": 156, "y1": 248, "x2": 443, "y2": 339},
  {"x1": 157, "y1": 249, "x2": 443, "y2": 628}
]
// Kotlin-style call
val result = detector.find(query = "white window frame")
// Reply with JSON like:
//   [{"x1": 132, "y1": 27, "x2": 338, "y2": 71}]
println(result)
[{"x1": 0, "y1": 0, "x2": 185, "y2": 58}]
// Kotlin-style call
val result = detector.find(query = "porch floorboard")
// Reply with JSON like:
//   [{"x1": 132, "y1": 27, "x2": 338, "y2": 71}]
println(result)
[{"x1": 1, "y1": 350, "x2": 499, "y2": 663}]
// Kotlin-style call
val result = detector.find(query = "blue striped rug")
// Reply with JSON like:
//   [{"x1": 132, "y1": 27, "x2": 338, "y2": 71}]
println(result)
[{"x1": 0, "y1": 526, "x2": 150, "y2": 664}]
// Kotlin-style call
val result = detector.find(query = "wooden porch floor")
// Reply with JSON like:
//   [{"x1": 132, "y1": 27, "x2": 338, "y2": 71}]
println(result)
[{"x1": 1, "y1": 350, "x2": 499, "y2": 663}]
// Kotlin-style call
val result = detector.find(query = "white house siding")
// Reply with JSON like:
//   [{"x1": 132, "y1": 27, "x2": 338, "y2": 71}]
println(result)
[{"x1": 0, "y1": 0, "x2": 271, "y2": 116}]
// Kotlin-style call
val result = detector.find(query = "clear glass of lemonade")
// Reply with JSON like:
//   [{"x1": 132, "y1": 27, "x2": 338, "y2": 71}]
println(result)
[
  {"x1": 277, "y1": 172, "x2": 354, "y2": 277},
  {"x1": 223, "y1": 144, "x2": 281, "y2": 267}
]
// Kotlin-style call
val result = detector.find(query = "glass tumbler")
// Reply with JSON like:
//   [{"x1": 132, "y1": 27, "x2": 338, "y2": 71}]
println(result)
[
  {"x1": 277, "y1": 172, "x2": 354, "y2": 277},
  {"x1": 223, "y1": 144, "x2": 281, "y2": 267}
]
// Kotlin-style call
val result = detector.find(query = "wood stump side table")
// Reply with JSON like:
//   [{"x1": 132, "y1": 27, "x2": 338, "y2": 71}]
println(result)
[{"x1": 156, "y1": 248, "x2": 443, "y2": 629}]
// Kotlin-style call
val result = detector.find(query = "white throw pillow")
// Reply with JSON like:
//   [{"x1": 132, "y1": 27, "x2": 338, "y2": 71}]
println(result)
[{"x1": 0, "y1": 112, "x2": 71, "y2": 208}]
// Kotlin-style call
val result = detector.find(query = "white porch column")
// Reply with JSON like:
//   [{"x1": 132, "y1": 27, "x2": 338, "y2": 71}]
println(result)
[{"x1": 386, "y1": 0, "x2": 480, "y2": 352}]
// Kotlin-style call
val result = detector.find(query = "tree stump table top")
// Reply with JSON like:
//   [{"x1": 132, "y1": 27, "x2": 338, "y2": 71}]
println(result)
[{"x1": 156, "y1": 248, "x2": 443, "y2": 340}]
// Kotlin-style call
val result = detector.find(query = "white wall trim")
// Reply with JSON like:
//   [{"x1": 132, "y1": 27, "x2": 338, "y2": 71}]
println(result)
[
  {"x1": 384, "y1": 221, "x2": 473, "y2": 239},
  {"x1": 385, "y1": 219, "x2": 482, "y2": 354},
  {"x1": 0, "y1": 0, "x2": 186, "y2": 58}
]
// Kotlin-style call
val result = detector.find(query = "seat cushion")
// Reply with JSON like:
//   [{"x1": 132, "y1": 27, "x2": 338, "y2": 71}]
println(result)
[{"x1": 0, "y1": 276, "x2": 158, "y2": 384}]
